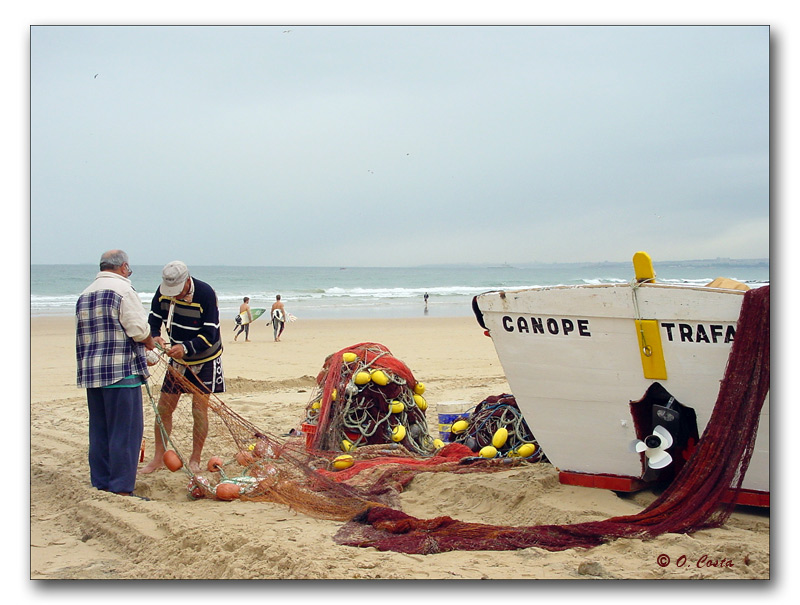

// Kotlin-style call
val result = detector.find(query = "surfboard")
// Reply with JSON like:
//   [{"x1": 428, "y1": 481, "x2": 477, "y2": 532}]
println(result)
[
  {"x1": 236, "y1": 308, "x2": 266, "y2": 325},
  {"x1": 272, "y1": 308, "x2": 285, "y2": 322}
]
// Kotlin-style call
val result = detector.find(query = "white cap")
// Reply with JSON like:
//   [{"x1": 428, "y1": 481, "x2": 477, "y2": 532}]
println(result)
[{"x1": 160, "y1": 261, "x2": 190, "y2": 296}]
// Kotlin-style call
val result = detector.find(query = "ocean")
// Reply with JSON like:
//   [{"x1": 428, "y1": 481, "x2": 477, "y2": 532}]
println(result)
[{"x1": 30, "y1": 259, "x2": 770, "y2": 321}]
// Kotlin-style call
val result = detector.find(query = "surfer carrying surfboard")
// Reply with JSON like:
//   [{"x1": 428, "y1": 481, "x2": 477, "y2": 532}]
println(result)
[
  {"x1": 234, "y1": 297, "x2": 252, "y2": 342},
  {"x1": 271, "y1": 294, "x2": 287, "y2": 342}
]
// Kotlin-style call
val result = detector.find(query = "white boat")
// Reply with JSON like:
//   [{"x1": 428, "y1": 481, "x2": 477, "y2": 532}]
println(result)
[{"x1": 472, "y1": 252, "x2": 769, "y2": 505}]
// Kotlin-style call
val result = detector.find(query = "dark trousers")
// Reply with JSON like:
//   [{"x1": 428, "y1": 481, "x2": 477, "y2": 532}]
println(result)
[{"x1": 86, "y1": 386, "x2": 144, "y2": 493}]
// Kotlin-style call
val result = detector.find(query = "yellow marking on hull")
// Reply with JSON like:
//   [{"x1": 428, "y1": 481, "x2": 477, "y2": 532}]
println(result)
[{"x1": 635, "y1": 319, "x2": 667, "y2": 380}]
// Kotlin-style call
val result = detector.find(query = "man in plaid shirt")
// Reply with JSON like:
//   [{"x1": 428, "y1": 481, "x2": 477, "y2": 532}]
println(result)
[{"x1": 76, "y1": 250, "x2": 155, "y2": 497}]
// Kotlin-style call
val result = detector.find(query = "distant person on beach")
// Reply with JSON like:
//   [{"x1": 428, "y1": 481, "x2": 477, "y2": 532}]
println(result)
[
  {"x1": 234, "y1": 296, "x2": 252, "y2": 342},
  {"x1": 140, "y1": 261, "x2": 225, "y2": 474},
  {"x1": 76, "y1": 249, "x2": 155, "y2": 499},
  {"x1": 271, "y1": 294, "x2": 287, "y2": 342},
  {"x1": 424, "y1": 292, "x2": 429, "y2": 308}
]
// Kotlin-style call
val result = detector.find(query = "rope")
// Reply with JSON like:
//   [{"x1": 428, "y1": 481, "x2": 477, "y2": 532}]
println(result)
[
  {"x1": 628, "y1": 279, "x2": 654, "y2": 357},
  {"x1": 144, "y1": 352, "x2": 194, "y2": 479}
]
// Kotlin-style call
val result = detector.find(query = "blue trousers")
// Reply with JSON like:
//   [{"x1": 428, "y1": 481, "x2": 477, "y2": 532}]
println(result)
[{"x1": 86, "y1": 386, "x2": 144, "y2": 494}]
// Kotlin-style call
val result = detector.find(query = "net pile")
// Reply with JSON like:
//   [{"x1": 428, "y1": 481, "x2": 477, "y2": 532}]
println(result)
[
  {"x1": 143, "y1": 342, "x2": 521, "y2": 519},
  {"x1": 302, "y1": 343, "x2": 438, "y2": 454},
  {"x1": 333, "y1": 285, "x2": 770, "y2": 553},
  {"x1": 448, "y1": 394, "x2": 544, "y2": 461}
]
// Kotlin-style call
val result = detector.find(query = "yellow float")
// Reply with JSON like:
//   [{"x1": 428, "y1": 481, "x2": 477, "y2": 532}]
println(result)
[
  {"x1": 492, "y1": 427, "x2": 509, "y2": 449},
  {"x1": 479, "y1": 445, "x2": 498, "y2": 458},
  {"x1": 391, "y1": 425, "x2": 407, "y2": 442},
  {"x1": 370, "y1": 369, "x2": 390, "y2": 385},
  {"x1": 451, "y1": 419, "x2": 469, "y2": 434},
  {"x1": 332, "y1": 454, "x2": 355, "y2": 470},
  {"x1": 516, "y1": 443, "x2": 537, "y2": 458}
]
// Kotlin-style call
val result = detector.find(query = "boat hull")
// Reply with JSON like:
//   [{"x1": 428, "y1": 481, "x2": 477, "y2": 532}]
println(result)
[{"x1": 474, "y1": 283, "x2": 769, "y2": 494}]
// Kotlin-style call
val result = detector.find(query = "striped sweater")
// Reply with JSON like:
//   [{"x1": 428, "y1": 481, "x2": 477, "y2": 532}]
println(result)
[{"x1": 148, "y1": 278, "x2": 222, "y2": 365}]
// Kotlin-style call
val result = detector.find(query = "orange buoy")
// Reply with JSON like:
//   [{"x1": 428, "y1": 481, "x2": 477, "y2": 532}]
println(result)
[
  {"x1": 215, "y1": 483, "x2": 241, "y2": 501},
  {"x1": 163, "y1": 450, "x2": 183, "y2": 472},
  {"x1": 235, "y1": 450, "x2": 255, "y2": 466},
  {"x1": 206, "y1": 456, "x2": 224, "y2": 472}
]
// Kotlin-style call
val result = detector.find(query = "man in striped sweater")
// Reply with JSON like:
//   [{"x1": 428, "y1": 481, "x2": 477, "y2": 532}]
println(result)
[{"x1": 140, "y1": 261, "x2": 225, "y2": 474}]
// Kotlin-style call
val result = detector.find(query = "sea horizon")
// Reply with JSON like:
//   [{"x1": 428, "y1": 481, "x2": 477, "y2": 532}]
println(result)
[
  {"x1": 30, "y1": 257, "x2": 770, "y2": 321},
  {"x1": 30, "y1": 256, "x2": 770, "y2": 269}
]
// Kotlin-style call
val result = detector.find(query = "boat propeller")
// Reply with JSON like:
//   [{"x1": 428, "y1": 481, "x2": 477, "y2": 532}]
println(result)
[{"x1": 631, "y1": 425, "x2": 674, "y2": 470}]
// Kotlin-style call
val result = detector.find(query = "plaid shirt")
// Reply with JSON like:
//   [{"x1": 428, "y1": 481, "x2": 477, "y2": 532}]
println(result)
[{"x1": 76, "y1": 272, "x2": 150, "y2": 388}]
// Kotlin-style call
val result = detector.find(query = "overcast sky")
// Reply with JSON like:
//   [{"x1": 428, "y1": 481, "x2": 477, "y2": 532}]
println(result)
[{"x1": 30, "y1": 24, "x2": 769, "y2": 267}]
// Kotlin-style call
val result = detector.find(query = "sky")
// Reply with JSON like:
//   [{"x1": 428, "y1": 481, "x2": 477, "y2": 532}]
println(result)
[{"x1": 29, "y1": 23, "x2": 770, "y2": 267}]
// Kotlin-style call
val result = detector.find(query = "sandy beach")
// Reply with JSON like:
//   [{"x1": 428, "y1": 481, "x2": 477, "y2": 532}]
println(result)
[{"x1": 29, "y1": 314, "x2": 769, "y2": 581}]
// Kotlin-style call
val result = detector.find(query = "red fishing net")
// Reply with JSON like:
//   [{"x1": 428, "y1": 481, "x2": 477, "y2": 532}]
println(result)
[
  {"x1": 143, "y1": 286, "x2": 767, "y2": 553},
  {"x1": 333, "y1": 285, "x2": 770, "y2": 553},
  {"x1": 143, "y1": 341, "x2": 526, "y2": 521},
  {"x1": 302, "y1": 343, "x2": 437, "y2": 454}
]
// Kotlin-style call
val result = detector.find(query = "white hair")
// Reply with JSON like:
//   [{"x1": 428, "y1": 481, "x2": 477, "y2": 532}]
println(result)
[{"x1": 99, "y1": 249, "x2": 129, "y2": 270}]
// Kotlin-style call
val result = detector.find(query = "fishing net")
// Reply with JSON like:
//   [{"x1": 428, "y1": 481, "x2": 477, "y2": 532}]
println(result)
[
  {"x1": 143, "y1": 285, "x2": 767, "y2": 553},
  {"x1": 333, "y1": 285, "x2": 770, "y2": 553},
  {"x1": 142, "y1": 342, "x2": 527, "y2": 520},
  {"x1": 142, "y1": 353, "x2": 381, "y2": 520},
  {"x1": 447, "y1": 393, "x2": 544, "y2": 461},
  {"x1": 301, "y1": 343, "x2": 438, "y2": 454}
]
